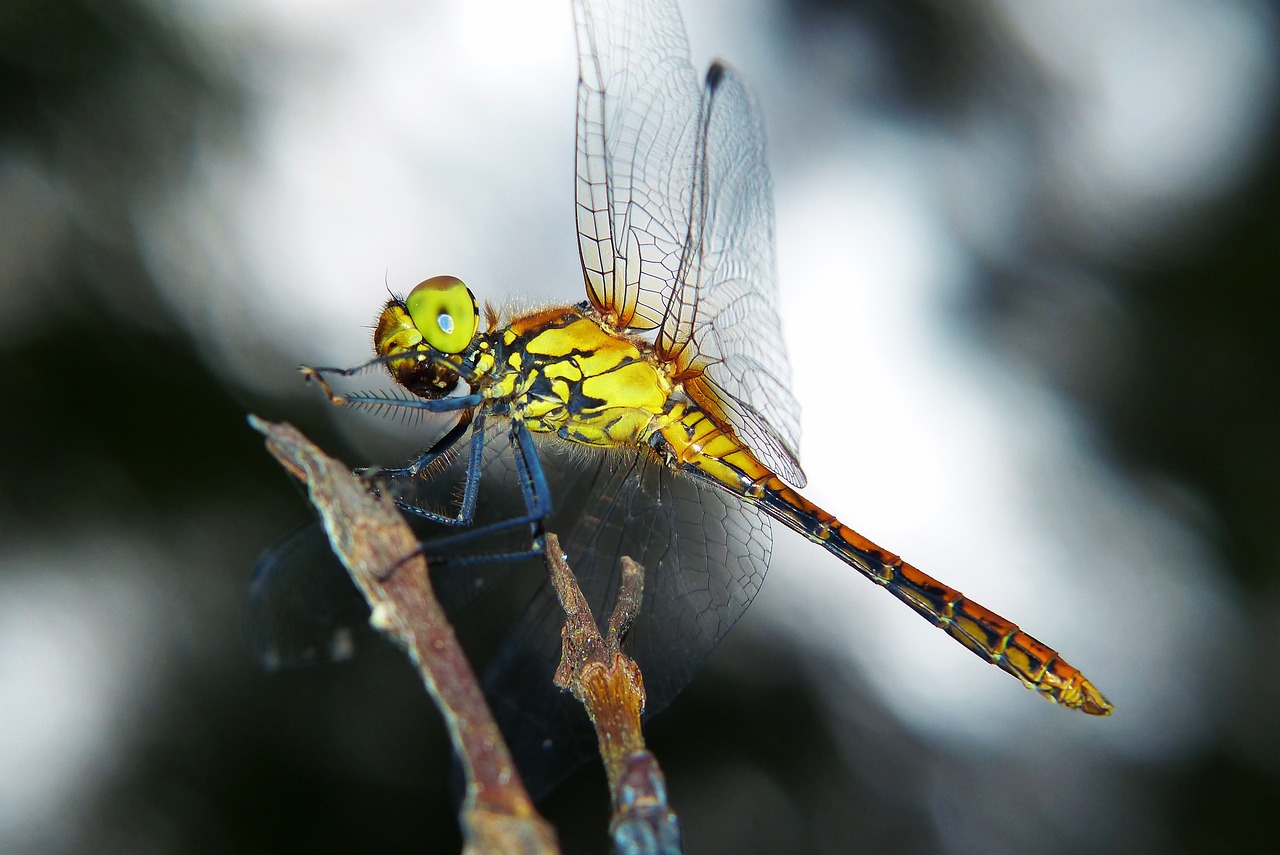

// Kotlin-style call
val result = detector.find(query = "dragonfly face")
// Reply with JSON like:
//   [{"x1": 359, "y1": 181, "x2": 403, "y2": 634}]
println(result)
[{"x1": 373, "y1": 275, "x2": 480, "y2": 399}]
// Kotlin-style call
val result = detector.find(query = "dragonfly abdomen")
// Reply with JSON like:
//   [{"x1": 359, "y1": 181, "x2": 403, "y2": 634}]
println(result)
[
  {"x1": 657, "y1": 405, "x2": 1112, "y2": 716},
  {"x1": 784, "y1": 499, "x2": 1112, "y2": 715}
]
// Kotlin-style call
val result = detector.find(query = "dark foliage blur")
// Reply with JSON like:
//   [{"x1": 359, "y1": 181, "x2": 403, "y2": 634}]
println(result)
[{"x1": 1, "y1": 0, "x2": 1276, "y2": 852}]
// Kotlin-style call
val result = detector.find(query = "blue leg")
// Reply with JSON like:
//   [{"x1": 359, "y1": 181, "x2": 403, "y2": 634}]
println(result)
[
  {"x1": 385, "y1": 412, "x2": 488, "y2": 528},
  {"x1": 420, "y1": 420, "x2": 552, "y2": 567},
  {"x1": 305, "y1": 348, "x2": 482, "y2": 385},
  {"x1": 510, "y1": 419, "x2": 551, "y2": 544},
  {"x1": 371, "y1": 409, "x2": 476, "y2": 480},
  {"x1": 301, "y1": 363, "x2": 484, "y2": 414},
  {"x1": 374, "y1": 419, "x2": 553, "y2": 580}
]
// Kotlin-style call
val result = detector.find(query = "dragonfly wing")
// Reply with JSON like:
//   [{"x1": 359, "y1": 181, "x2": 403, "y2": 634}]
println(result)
[
  {"x1": 573, "y1": 0, "x2": 702, "y2": 331},
  {"x1": 574, "y1": 0, "x2": 806, "y2": 487},
  {"x1": 246, "y1": 522, "x2": 378, "y2": 670},
  {"x1": 482, "y1": 442, "x2": 773, "y2": 798},
  {"x1": 246, "y1": 419, "x2": 530, "y2": 669},
  {"x1": 251, "y1": 424, "x2": 774, "y2": 797},
  {"x1": 678, "y1": 63, "x2": 807, "y2": 488}
]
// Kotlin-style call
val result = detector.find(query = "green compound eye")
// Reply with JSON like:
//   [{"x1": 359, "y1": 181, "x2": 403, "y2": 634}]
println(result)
[{"x1": 405, "y1": 275, "x2": 479, "y2": 354}]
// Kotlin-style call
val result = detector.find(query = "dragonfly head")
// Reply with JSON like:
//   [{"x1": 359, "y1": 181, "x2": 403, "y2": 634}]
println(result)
[{"x1": 374, "y1": 275, "x2": 480, "y2": 399}]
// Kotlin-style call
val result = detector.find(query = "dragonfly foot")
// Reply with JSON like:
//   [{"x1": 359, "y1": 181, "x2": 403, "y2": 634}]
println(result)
[{"x1": 299, "y1": 365, "x2": 348, "y2": 406}]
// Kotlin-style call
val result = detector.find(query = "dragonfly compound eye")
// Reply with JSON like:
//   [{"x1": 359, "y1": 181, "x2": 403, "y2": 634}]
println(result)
[{"x1": 406, "y1": 275, "x2": 479, "y2": 354}]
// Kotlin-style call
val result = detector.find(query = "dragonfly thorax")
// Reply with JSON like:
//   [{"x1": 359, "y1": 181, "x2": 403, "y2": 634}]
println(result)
[{"x1": 486, "y1": 304, "x2": 680, "y2": 450}]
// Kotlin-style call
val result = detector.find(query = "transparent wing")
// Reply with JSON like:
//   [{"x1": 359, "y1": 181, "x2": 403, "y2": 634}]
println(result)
[
  {"x1": 676, "y1": 64, "x2": 806, "y2": 488},
  {"x1": 245, "y1": 420, "x2": 531, "y2": 671},
  {"x1": 246, "y1": 523, "x2": 378, "y2": 669},
  {"x1": 573, "y1": 0, "x2": 702, "y2": 330},
  {"x1": 482, "y1": 438, "x2": 773, "y2": 798},
  {"x1": 248, "y1": 420, "x2": 773, "y2": 797},
  {"x1": 574, "y1": 1, "x2": 806, "y2": 486}
]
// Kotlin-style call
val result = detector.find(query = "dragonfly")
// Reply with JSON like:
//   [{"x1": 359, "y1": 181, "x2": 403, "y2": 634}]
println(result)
[{"x1": 251, "y1": 0, "x2": 1111, "y2": 798}]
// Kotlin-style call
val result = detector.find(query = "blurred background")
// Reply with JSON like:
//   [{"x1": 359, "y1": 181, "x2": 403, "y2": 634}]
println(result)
[{"x1": 1, "y1": 0, "x2": 1276, "y2": 851}]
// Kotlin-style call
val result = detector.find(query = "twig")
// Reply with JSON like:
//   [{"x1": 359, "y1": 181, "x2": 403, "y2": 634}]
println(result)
[
  {"x1": 545, "y1": 534, "x2": 682, "y2": 854},
  {"x1": 250, "y1": 416, "x2": 558, "y2": 855}
]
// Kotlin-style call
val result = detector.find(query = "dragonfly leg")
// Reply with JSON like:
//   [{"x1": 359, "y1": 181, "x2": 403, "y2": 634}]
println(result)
[
  {"x1": 376, "y1": 412, "x2": 487, "y2": 528},
  {"x1": 301, "y1": 364, "x2": 484, "y2": 413},
  {"x1": 510, "y1": 418, "x2": 551, "y2": 545},
  {"x1": 372, "y1": 410, "x2": 476, "y2": 480},
  {"x1": 304, "y1": 349, "x2": 482, "y2": 385},
  {"x1": 419, "y1": 420, "x2": 552, "y2": 568}
]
